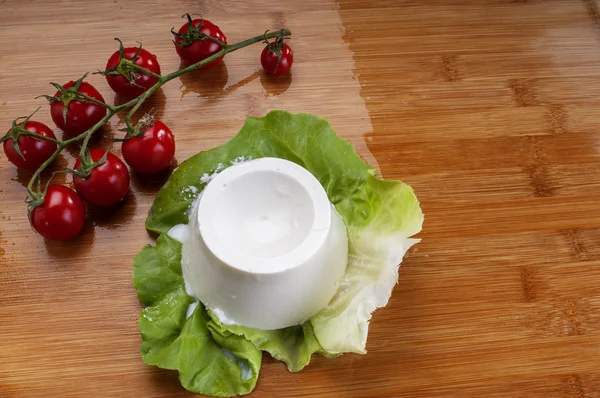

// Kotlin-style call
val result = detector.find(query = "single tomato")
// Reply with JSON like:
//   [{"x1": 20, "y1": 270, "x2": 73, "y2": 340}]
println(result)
[
  {"x1": 122, "y1": 120, "x2": 175, "y2": 173},
  {"x1": 3, "y1": 120, "x2": 57, "y2": 170},
  {"x1": 105, "y1": 44, "x2": 161, "y2": 100},
  {"x1": 261, "y1": 42, "x2": 293, "y2": 76},
  {"x1": 50, "y1": 81, "x2": 107, "y2": 136},
  {"x1": 73, "y1": 150, "x2": 130, "y2": 207},
  {"x1": 30, "y1": 184, "x2": 86, "y2": 241},
  {"x1": 173, "y1": 16, "x2": 227, "y2": 68}
]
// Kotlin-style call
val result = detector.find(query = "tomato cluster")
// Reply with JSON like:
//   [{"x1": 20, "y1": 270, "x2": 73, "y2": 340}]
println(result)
[{"x1": 2, "y1": 15, "x2": 293, "y2": 241}]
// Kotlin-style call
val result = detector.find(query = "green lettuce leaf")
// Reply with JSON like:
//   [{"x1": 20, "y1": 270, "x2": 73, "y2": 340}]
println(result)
[
  {"x1": 310, "y1": 177, "x2": 422, "y2": 353},
  {"x1": 134, "y1": 111, "x2": 423, "y2": 394},
  {"x1": 209, "y1": 312, "x2": 326, "y2": 372},
  {"x1": 133, "y1": 233, "x2": 185, "y2": 306},
  {"x1": 134, "y1": 234, "x2": 262, "y2": 397}
]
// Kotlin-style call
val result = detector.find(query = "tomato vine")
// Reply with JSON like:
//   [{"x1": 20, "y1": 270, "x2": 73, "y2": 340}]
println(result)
[{"x1": 4, "y1": 26, "x2": 291, "y2": 207}]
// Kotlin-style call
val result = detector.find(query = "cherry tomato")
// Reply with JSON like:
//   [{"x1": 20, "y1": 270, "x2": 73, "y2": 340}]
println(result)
[
  {"x1": 173, "y1": 18, "x2": 227, "y2": 68},
  {"x1": 73, "y1": 150, "x2": 130, "y2": 207},
  {"x1": 50, "y1": 81, "x2": 107, "y2": 136},
  {"x1": 261, "y1": 42, "x2": 293, "y2": 76},
  {"x1": 3, "y1": 121, "x2": 57, "y2": 170},
  {"x1": 30, "y1": 184, "x2": 85, "y2": 241},
  {"x1": 105, "y1": 47, "x2": 161, "y2": 100},
  {"x1": 122, "y1": 120, "x2": 175, "y2": 173}
]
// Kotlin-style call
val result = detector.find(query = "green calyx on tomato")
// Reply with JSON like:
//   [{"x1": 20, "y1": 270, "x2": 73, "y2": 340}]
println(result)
[
  {"x1": 264, "y1": 31, "x2": 287, "y2": 53},
  {"x1": 116, "y1": 112, "x2": 155, "y2": 141},
  {"x1": 100, "y1": 39, "x2": 147, "y2": 87},
  {"x1": 38, "y1": 73, "x2": 91, "y2": 125},
  {"x1": 71, "y1": 148, "x2": 109, "y2": 180},
  {"x1": 262, "y1": 31, "x2": 291, "y2": 73},
  {"x1": 26, "y1": 182, "x2": 50, "y2": 215},
  {"x1": 171, "y1": 13, "x2": 224, "y2": 47}
]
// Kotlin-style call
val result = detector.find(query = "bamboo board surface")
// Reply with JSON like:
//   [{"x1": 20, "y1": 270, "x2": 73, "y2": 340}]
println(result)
[{"x1": 2, "y1": 0, "x2": 600, "y2": 397}]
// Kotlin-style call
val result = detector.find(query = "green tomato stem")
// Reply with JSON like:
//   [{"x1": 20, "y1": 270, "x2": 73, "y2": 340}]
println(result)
[
  {"x1": 26, "y1": 142, "x2": 67, "y2": 199},
  {"x1": 16, "y1": 128, "x2": 62, "y2": 145},
  {"x1": 77, "y1": 109, "x2": 117, "y2": 158},
  {"x1": 75, "y1": 92, "x2": 116, "y2": 111},
  {"x1": 131, "y1": 64, "x2": 162, "y2": 80}
]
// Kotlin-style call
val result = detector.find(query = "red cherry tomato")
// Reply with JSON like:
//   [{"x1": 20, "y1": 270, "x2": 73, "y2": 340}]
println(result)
[
  {"x1": 50, "y1": 81, "x2": 108, "y2": 136},
  {"x1": 3, "y1": 121, "x2": 57, "y2": 170},
  {"x1": 73, "y1": 150, "x2": 130, "y2": 207},
  {"x1": 30, "y1": 184, "x2": 85, "y2": 241},
  {"x1": 105, "y1": 47, "x2": 161, "y2": 100},
  {"x1": 173, "y1": 18, "x2": 227, "y2": 68},
  {"x1": 122, "y1": 120, "x2": 175, "y2": 173},
  {"x1": 261, "y1": 42, "x2": 293, "y2": 76}
]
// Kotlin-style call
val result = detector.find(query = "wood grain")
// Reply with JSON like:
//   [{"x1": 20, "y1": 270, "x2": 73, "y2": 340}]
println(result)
[{"x1": 1, "y1": 0, "x2": 600, "y2": 397}]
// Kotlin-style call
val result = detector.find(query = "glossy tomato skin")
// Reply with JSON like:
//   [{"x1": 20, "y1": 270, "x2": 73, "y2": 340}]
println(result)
[
  {"x1": 122, "y1": 121, "x2": 175, "y2": 173},
  {"x1": 73, "y1": 150, "x2": 130, "y2": 207},
  {"x1": 50, "y1": 81, "x2": 107, "y2": 136},
  {"x1": 30, "y1": 184, "x2": 85, "y2": 241},
  {"x1": 261, "y1": 43, "x2": 293, "y2": 76},
  {"x1": 105, "y1": 47, "x2": 161, "y2": 100},
  {"x1": 174, "y1": 19, "x2": 227, "y2": 68},
  {"x1": 3, "y1": 121, "x2": 58, "y2": 170}
]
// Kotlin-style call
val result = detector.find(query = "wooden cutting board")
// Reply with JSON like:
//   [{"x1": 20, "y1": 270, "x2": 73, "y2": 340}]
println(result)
[{"x1": 2, "y1": 0, "x2": 600, "y2": 396}]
